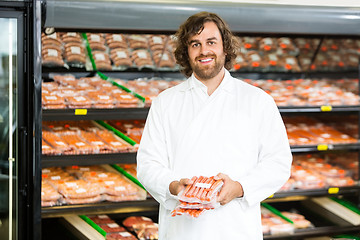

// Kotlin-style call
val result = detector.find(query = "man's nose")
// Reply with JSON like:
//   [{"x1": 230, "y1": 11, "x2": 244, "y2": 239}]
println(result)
[{"x1": 200, "y1": 44, "x2": 211, "y2": 55}]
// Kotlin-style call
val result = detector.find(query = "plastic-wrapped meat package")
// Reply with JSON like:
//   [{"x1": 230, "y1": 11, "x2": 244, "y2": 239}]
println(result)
[
  {"x1": 64, "y1": 42, "x2": 87, "y2": 66},
  {"x1": 98, "y1": 223, "x2": 126, "y2": 233},
  {"x1": 246, "y1": 51, "x2": 266, "y2": 70},
  {"x1": 105, "y1": 34, "x2": 128, "y2": 49},
  {"x1": 52, "y1": 74, "x2": 77, "y2": 86},
  {"x1": 79, "y1": 131, "x2": 114, "y2": 153},
  {"x1": 65, "y1": 95, "x2": 93, "y2": 109},
  {"x1": 110, "y1": 48, "x2": 133, "y2": 68},
  {"x1": 42, "y1": 139, "x2": 62, "y2": 155},
  {"x1": 171, "y1": 176, "x2": 223, "y2": 218},
  {"x1": 279, "y1": 56, "x2": 301, "y2": 72},
  {"x1": 152, "y1": 50, "x2": 176, "y2": 69},
  {"x1": 123, "y1": 216, "x2": 159, "y2": 240},
  {"x1": 277, "y1": 37, "x2": 298, "y2": 55},
  {"x1": 117, "y1": 164, "x2": 137, "y2": 178},
  {"x1": 42, "y1": 92, "x2": 66, "y2": 109},
  {"x1": 261, "y1": 207, "x2": 294, "y2": 235},
  {"x1": 148, "y1": 35, "x2": 167, "y2": 52},
  {"x1": 259, "y1": 37, "x2": 277, "y2": 53},
  {"x1": 82, "y1": 171, "x2": 145, "y2": 201},
  {"x1": 41, "y1": 180, "x2": 62, "y2": 207},
  {"x1": 42, "y1": 32, "x2": 66, "y2": 67},
  {"x1": 92, "y1": 50, "x2": 112, "y2": 71},
  {"x1": 280, "y1": 211, "x2": 312, "y2": 229},
  {"x1": 233, "y1": 52, "x2": 249, "y2": 71},
  {"x1": 56, "y1": 179, "x2": 103, "y2": 202},
  {"x1": 60, "y1": 133, "x2": 99, "y2": 154},
  {"x1": 127, "y1": 34, "x2": 148, "y2": 49},
  {"x1": 96, "y1": 130, "x2": 133, "y2": 152},
  {"x1": 87, "y1": 33, "x2": 107, "y2": 51},
  {"x1": 263, "y1": 53, "x2": 282, "y2": 71},
  {"x1": 131, "y1": 49, "x2": 154, "y2": 68},
  {"x1": 111, "y1": 91, "x2": 139, "y2": 108},
  {"x1": 79, "y1": 76, "x2": 103, "y2": 88},
  {"x1": 106, "y1": 232, "x2": 138, "y2": 240},
  {"x1": 87, "y1": 90, "x2": 116, "y2": 109},
  {"x1": 42, "y1": 130, "x2": 74, "y2": 154},
  {"x1": 240, "y1": 36, "x2": 259, "y2": 51},
  {"x1": 88, "y1": 214, "x2": 115, "y2": 224},
  {"x1": 60, "y1": 32, "x2": 82, "y2": 43},
  {"x1": 291, "y1": 166, "x2": 326, "y2": 189}
]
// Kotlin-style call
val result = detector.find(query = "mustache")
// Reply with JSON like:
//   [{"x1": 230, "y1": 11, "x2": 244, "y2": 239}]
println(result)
[{"x1": 195, "y1": 54, "x2": 216, "y2": 61}]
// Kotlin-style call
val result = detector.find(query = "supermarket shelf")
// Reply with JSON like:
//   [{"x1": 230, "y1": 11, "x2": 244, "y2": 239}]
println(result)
[
  {"x1": 41, "y1": 198, "x2": 159, "y2": 218},
  {"x1": 272, "y1": 186, "x2": 360, "y2": 199},
  {"x1": 42, "y1": 108, "x2": 149, "y2": 121},
  {"x1": 279, "y1": 105, "x2": 360, "y2": 113},
  {"x1": 291, "y1": 143, "x2": 360, "y2": 153},
  {"x1": 43, "y1": 1, "x2": 360, "y2": 35},
  {"x1": 42, "y1": 152, "x2": 137, "y2": 167},
  {"x1": 264, "y1": 225, "x2": 360, "y2": 239},
  {"x1": 42, "y1": 105, "x2": 360, "y2": 121}
]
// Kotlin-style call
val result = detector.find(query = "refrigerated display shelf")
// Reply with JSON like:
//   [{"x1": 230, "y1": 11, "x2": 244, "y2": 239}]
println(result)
[
  {"x1": 291, "y1": 143, "x2": 360, "y2": 153},
  {"x1": 41, "y1": 198, "x2": 159, "y2": 218},
  {"x1": 42, "y1": 105, "x2": 360, "y2": 121},
  {"x1": 41, "y1": 143, "x2": 360, "y2": 168},
  {"x1": 41, "y1": 152, "x2": 137, "y2": 167},
  {"x1": 42, "y1": 108, "x2": 149, "y2": 121},
  {"x1": 273, "y1": 186, "x2": 360, "y2": 199},
  {"x1": 264, "y1": 225, "x2": 360, "y2": 239}
]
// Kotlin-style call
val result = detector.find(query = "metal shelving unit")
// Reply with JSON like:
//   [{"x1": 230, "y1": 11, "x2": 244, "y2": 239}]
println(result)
[{"x1": 40, "y1": 1, "x2": 360, "y2": 239}]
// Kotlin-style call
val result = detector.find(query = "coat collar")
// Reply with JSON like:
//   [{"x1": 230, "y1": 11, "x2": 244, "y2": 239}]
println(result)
[{"x1": 179, "y1": 69, "x2": 235, "y2": 95}]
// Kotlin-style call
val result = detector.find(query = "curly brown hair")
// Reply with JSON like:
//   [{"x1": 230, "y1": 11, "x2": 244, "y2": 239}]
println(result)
[{"x1": 174, "y1": 11, "x2": 239, "y2": 78}]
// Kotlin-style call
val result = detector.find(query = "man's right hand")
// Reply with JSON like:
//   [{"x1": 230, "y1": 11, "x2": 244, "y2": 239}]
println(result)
[{"x1": 169, "y1": 178, "x2": 194, "y2": 196}]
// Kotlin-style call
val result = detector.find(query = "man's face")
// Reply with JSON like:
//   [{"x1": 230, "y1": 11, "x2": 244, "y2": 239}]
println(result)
[{"x1": 187, "y1": 21, "x2": 226, "y2": 81}]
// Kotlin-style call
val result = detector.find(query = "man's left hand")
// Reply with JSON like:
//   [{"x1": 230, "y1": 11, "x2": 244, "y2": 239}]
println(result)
[{"x1": 215, "y1": 173, "x2": 244, "y2": 205}]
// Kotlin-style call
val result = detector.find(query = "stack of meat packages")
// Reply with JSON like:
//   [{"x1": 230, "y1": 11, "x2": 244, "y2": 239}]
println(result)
[
  {"x1": 233, "y1": 37, "x2": 300, "y2": 72},
  {"x1": 113, "y1": 78, "x2": 183, "y2": 107},
  {"x1": 87, "y1": 33, "x2": 112, "y2": 70},
  {"x1": 280, "y1": 153, "x2": 356, "y2": 192},
  {"x1": 42, "y1": 32, "x2": 88, "y2": 68},
  {"x1": 232, "y1": 36, "x2": 360, "y2": 72},
  {"x1": 86, "y1": 214, "x2": 158, "y2": 240},
  {"x1": 284, "y1": 116, "x2": 358, "y2": 146},
  {"x1": 261, "y1": 206, "x2": 312, "y2": 235},
  {"x1": 42, "y1": 120, "x2": 135, "y2": 155},
  {"x1": 41, "y1": 165, "x2": 146, "y2": 207},
  {"x1": 42, "y1": 74, "x2": 140, "y2": 109},
  {"x1": 171, "y1": 176, "x2": 223, "y2": 218},
  {"x1": 245, "y1": 78, "x2": 360, "y2": 106},
  {"x1": 105, "y1": 120, "x2": 145, "y2": 144}
]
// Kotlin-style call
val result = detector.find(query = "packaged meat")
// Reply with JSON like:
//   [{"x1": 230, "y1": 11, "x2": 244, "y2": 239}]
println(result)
[
  {"x1": 60, "y1": 32, "x2": 82, "y2": 44},
  {"x1": 56, "y1": 179, "x2": 102, "y2": 199},
  {"x1": 127, "y1": 34, "x2": 148, "y2": 49},
  {"x1": 88, "y1": 214, "x2": 115, "y2": 224},
  {"x1": 122, "y1": 216, "x2": 154, "y2": 231},
  {"x1": 105, "y1": 34, "x2": 128, "y2": 49},
  {"x1": 98, "y1": 223, "x2": 126, "y2": 233},
  {"x1": 42, "y1": 130, "x2": 73, "y2": 154},
  {"x1": 106, "y1": 232, "x2": 137, "y2": 240}
]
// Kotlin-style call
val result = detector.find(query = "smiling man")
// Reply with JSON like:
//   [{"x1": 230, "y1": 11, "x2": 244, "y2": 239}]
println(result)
[{"x1": 137, "y1": 12, "x2": 292, "y2": 239}]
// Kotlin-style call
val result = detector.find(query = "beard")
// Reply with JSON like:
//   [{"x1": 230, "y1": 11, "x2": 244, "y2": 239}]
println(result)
[{"x1": 190, "y1": 53, "x2": 226, "y2": 80}]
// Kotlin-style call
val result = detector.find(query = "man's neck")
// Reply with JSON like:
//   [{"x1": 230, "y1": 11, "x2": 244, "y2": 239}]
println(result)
[{"x1": 196, "y1": 68, "x2": 226, "y2": 96}]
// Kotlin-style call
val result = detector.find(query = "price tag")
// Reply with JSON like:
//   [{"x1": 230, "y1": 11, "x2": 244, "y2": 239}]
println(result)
[
  {"x1": 267, "y1": 194, "x2": 274, "y2": 198},
  {"x1": 328, "y1": 187, "x2": 339, "y2": 194},
  {"x1": 321, "y1": 105, "x2": 332, "y2": 112},
  {"x1": 75, "y1": 109, "x2": 87, "y2": 115},
  {"x1": 317, "y1": 144, "x2": 328, "y2": 151}
]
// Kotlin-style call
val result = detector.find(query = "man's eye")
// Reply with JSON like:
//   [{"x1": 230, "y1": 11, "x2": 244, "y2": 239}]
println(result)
[
  {"x1": 208, "y1": 41, "x2": 215, "y2": 45},
  {"x1": 192, "y1": 43, "x2": 200, "y2": 48}
]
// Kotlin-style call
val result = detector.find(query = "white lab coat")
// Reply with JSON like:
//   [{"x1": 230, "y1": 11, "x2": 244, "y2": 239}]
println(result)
[{"x1": 137, "y1": 70, "x2": 292, "y2": 239}]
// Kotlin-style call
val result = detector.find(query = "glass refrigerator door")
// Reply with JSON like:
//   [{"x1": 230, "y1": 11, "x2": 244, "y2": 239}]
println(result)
[{"x1": 0, "y1": 17, "x2": 18, "y2": 240}]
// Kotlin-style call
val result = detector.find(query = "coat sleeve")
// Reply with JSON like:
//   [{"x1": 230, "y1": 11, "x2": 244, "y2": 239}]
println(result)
[
  {"x1": 237, "y1": 93, "x2": 292, "y2": 208},
  {"x1": 136, "y1": 96, "x2": 179, "y2": 210}
]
